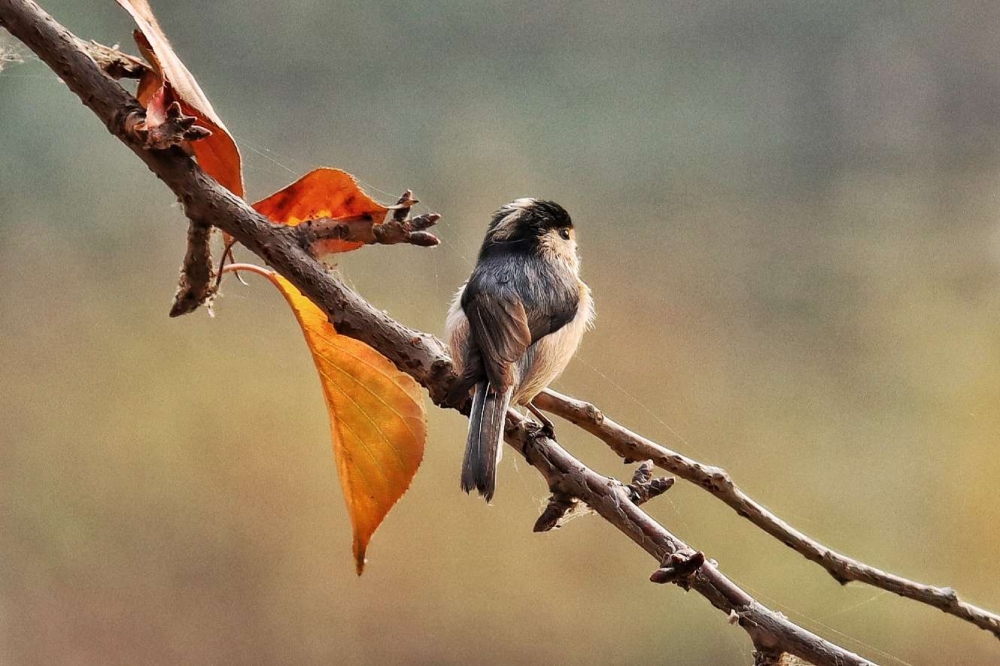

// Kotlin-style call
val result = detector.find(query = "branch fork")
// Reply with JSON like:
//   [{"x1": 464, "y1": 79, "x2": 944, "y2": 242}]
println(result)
[{"x1": 534, "y1": 389, "x2": 1000, "y2": 640}]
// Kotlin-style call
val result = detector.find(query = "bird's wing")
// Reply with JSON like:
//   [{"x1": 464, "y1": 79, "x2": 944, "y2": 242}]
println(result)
[{"x1": 463, "y1": 291, "x2": 532, "y2": 393}]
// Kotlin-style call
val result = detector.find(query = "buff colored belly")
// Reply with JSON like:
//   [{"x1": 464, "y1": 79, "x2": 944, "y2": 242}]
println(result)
[
  {"x1": 445, "y1": 281, "x2": 593, "y2": 404},
  {"x1": 514, "y1": 283, "x2": 592, "y2": 403}
]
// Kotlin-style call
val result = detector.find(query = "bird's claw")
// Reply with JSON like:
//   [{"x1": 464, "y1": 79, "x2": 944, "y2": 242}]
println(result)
[
  {"x1": 525, "y1": 401, "x2": 556, "y2": 439},
  {"x1": 526, "y1": 419, "x2": 556, "y2": 441}
]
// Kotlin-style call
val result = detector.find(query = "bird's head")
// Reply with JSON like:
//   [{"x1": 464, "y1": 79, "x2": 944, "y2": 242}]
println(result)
[{"x1": 481, "y1": 198, "x2": 578, "y2": 269}]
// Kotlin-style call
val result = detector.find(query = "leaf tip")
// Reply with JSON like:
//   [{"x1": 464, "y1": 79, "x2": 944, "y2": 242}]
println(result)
[{"x1": 354, "y1": 542, "x2": 367, "y2": 576}]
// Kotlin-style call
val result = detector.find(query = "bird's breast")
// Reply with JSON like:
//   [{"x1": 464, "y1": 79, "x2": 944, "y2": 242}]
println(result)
[
  {"x1": 514, "y1": 280, "x2": 593, "y2": 404},
  {"x1": 445, "y1": 282, "x2": 470, "y2": 377}
]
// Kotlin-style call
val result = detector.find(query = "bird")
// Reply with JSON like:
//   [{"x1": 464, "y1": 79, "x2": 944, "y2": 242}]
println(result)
[{"x1": 445, "y1": 198, "x2": 594, "y2": 501}]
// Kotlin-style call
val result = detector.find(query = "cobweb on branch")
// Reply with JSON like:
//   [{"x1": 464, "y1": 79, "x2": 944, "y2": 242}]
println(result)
[{"x1": 0, "y1": 36, "x2": 27, "y2": 73}]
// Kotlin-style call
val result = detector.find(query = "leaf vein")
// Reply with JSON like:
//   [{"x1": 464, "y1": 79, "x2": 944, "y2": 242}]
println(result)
[{"x1": 315, "y1": 364, "x2": 409, "y2": 471}]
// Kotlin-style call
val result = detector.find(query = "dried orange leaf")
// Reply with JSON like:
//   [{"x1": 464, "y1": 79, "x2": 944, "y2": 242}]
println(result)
[
  {"x1": 117, "y1": 0, "x2": 244, "y2": 197},
  {"x1": 266, "y1": 274, "x2": 425, "y2": 574},
  {"x1": 253, "y1": 168, "x2": 390, "y2": 254}
]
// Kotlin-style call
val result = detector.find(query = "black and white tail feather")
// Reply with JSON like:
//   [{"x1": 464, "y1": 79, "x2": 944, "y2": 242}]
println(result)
[
  {"x1": 445, "y1": 198, "x2": 591, "y2": 502},
  {"x1": 461, "y1": 381, "x2": 513, "y2": 501}
]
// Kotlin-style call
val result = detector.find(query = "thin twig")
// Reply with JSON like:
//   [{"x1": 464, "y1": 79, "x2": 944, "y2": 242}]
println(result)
[
  {"x1": 296, "y1": 211, "x2": 440, "y2": 252},
  {"x1": 295, "y1": 190, "x2": 439, "y2": 253},
  {"x1": 533, "y1": 389, "x2": 1000, "y2": 640},
  {"x1": 169, "y1": 220, "x2": 216, "y2": 317}
]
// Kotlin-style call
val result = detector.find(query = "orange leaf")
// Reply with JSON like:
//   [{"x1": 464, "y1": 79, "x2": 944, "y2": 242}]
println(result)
[
  {"x1": 265, "y1": 274, "x2": 425, "y2": 574},
  {"x1": 117, "y1": 0, "x2": 244, "y2": 197},
  {"x1": 253, "y1": 168, "x2": 390, "y2": 254}
]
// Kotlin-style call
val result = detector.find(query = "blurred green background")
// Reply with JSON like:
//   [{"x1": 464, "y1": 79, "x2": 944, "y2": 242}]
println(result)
[{"x1": 2, "y1": 1, "x2": 1000, "y2": 664}]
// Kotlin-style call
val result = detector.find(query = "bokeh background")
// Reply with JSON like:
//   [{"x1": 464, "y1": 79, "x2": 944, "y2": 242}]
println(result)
[{"x1": 3, "y1": 1, "x2": 1000, "y2": 664}]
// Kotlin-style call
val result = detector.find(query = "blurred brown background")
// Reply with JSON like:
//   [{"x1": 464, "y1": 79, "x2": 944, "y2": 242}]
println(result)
[{"x1": 3, "y1": 1, "x2": 1000, "y2": 664}]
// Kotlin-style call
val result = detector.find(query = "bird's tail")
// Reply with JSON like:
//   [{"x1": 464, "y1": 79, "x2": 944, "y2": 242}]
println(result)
[{"x1": 462, "y1": 381, "x2": 512, "y2": 502}]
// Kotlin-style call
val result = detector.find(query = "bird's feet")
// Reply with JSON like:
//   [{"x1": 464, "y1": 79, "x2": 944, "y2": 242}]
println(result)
[
  {"x1": 526, "y1": 402, "x2": 556, "y2": 439},
  {"x1": 523, "y1": 419, "x2": 556, "y2": 443},
  {"x1": 539, "y1": 419, "x2": 556, "y2": 440}
]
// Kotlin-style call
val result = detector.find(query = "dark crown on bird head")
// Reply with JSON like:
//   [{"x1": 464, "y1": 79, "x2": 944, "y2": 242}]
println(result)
[{"x1": 485, "y1": 198, "x2": 573, "y2": 245}]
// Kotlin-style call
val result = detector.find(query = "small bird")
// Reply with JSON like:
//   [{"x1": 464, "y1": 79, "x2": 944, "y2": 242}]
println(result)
[{"x1": 446, "y1": 198, "x2": 594, "y2": 501}]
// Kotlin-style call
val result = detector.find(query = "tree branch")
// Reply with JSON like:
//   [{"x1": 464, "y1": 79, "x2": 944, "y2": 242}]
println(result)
[
  {"x1": 532, "y1": 461, "x2": 674, "y2": 533},
  {"x1": 2, "y1": 0, "x2": 991, "y2": 662},
  {"x1": 296, "y1": 210, "x2": 441, "y2": 252},
  {"x1": 504, "y1": 418, "x2": 867, "y2": 664},
  {"x1": 168, "y1": 219, "x2": 216, "y2": 317},
  {"x1": 85, "y1": 40, "x2": 147, "y2": 80},
  {"x1": 533, "y1": 389, "x2": 1000, "y2": 639}
]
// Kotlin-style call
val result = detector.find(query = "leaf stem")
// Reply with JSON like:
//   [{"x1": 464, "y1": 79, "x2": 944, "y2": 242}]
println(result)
[{"x1": 221, "y1": 262, "x2": 274, "y2": 279}]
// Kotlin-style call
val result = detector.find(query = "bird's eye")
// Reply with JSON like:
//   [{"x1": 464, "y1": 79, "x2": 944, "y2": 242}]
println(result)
[{"x1": 558, "y1": 228, "x2": 571, "y2": 241}]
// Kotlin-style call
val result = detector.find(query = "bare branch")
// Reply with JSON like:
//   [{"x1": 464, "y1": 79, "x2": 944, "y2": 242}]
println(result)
[
  {"x1": 295, "y1": 189, "x2": 440, "y2": 251},
  {"x1": 134, "y1": 102, "x2": 218, "y2": 319},
  {"x1": 296, "y1": 211, "x2": 441, "y2": 252},
  {"x1": 169, "y1": 220, "x2": 216, "y2": 317},
  {"x1": 534, "y1": 389, "x2": 1000, "y2": 640},
  {"x1": 534, "y1": 462, "x2": 673, "y2": 534},
  {"x1": 505, "y1": 418, "x2": 871, "y2": 665}
]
